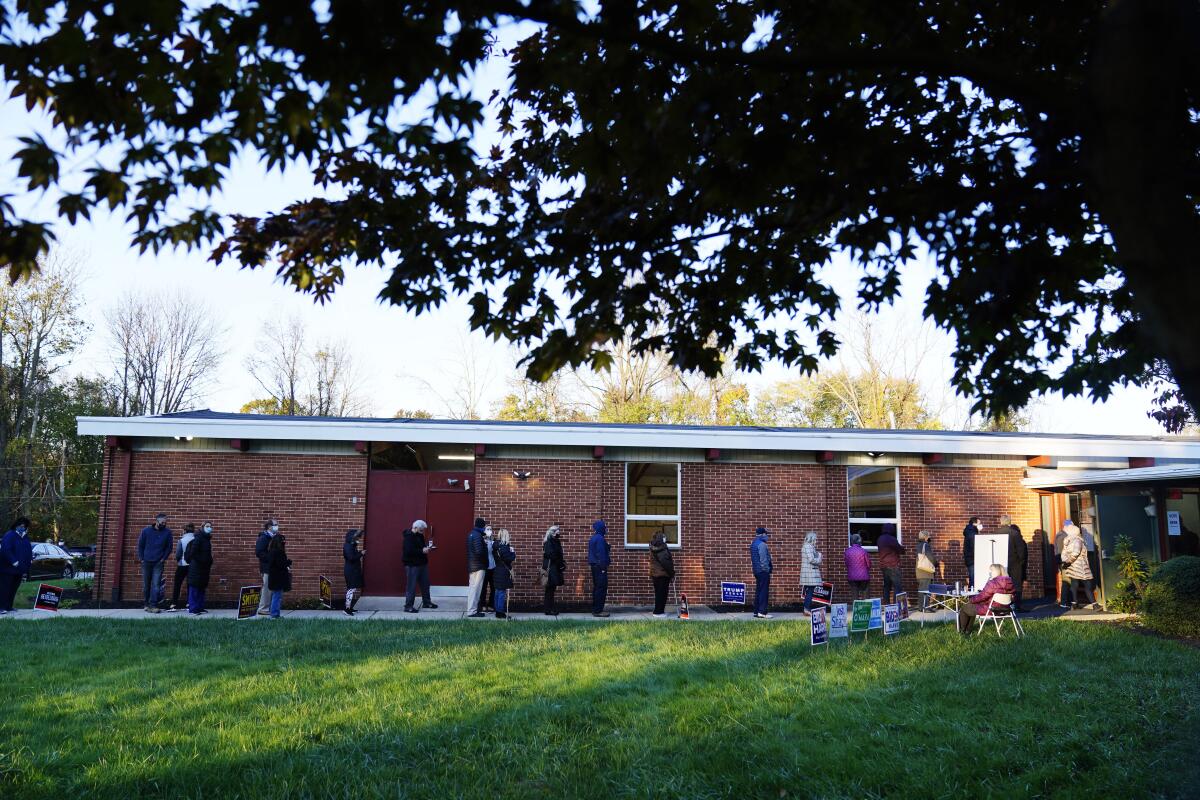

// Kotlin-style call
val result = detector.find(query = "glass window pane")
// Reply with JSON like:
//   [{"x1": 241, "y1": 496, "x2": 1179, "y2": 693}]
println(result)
[
  {"x1": 848, "y1": 466, "x2": 897, "y2": 519},
  {"x1": 627, "y1": 520, "x2": 678, "y2": 546},
  {"x1": 849, "y1": 522, "x2": 891, "y2": 549},
  {"x1": 627, "y1": 463, "x2": 678, "y2": 516}
]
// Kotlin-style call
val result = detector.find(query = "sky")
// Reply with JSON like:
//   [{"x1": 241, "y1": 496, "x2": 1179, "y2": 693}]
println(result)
[{"x1": 0, "y1": 21, "x2": 1165, "y2": 435}]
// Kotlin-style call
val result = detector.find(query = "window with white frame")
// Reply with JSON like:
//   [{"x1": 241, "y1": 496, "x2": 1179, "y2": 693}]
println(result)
[
  {"x1": 848, "y1": 466, "x2": 900, "y2": 549},
  {"x1": 625, "y1": 462, "x2": 681, "y2": 547}
]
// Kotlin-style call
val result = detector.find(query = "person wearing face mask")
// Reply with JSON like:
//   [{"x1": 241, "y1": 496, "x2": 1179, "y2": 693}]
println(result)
[
  {"x1": 587, "y1": 520, "x2": 612, "y2": 617},
  {"x1": 962, "y1": 516, "x2": 981, "y2": 585},
  {"x1": 137, "y1": 513, "x2": 173, "y2": 613},
  {"x1": 749, "y1": 526, "x2": 773, "y2": 619},
  {"x1": 542, "y1": 525, "x2": 566, "y2": 616},
  {"x1": 0, "y1": 517, "x2": 34, "y2": 616},
  {"x1": 186, "y1": 522, "x2": 215, "y2": 615},
  {"x1": 254, "y1": 519, "x2": 279, "y2": 617},
  {"x1": 466, "y1": 517, "x2": 488, "y2": 618},
  {"x1": 167, "y1": 523, "x2": 196, "y2": 612},
  {"x1": 481, "y1": 525, "x2": 497, "y2": 612},
  {"x1": 343, "y1": 529, "x2": 365, "y2": 616}
]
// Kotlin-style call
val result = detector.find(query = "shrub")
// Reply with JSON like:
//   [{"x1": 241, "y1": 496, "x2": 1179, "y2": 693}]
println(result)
[
  {"x1": 1109, "y1": 535, "x2": 1151, "y2": 612},
  {"x1": 1142, "y1": 556, "x2": 1200, "y2": 639}
]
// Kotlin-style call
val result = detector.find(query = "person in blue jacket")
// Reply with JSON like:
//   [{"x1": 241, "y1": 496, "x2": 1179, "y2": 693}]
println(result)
[
  {"x1": 0, "y1": 517, "x2": 34, "y2": 615},
  {"x1": 588, "y1": 520, "x2": 612, "y2": 617},
  {"x1": 136, "y1": 513, "x2": 173, "y2": 613},
  {"x1": 749, "y1": 526, "x2": 773, "y2": 619}
]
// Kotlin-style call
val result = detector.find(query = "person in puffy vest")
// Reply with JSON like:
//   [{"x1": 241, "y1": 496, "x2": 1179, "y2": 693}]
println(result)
[
  {"x1": 749, "y1": 527, "x2": 773, "y2": 619},
  {"x1": 0, "y1": 517, "x2": 34, "y2": 615},
  {"x1": 845, "y1": 532, "x2": 872, "y2": 601},
  {"x1": 466, "y1": 518, "x2": 488, "y2": 617}
]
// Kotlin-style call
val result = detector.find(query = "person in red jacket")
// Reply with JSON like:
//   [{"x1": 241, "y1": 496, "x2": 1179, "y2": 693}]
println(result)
[{"x1": 957, "y1": 564, "x2": 1015, "y2": 634}]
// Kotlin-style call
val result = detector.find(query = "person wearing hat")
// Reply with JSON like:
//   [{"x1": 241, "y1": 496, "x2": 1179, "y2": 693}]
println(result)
[
  {"x1": 749, "y1": 526, "x2": 773, "y2": 619},
  {"x1": 137, "y1": 513, "x2": 173, "y2": 613},
  {"x1": 587, "y1": 520, "x2": 612, "y2": 617},
  {"x1": 0, "y1": 517, "x2": 34, "y2": 615},
  {"x1": 466, "y1": 517, "x2": 488, "y2": 617}
]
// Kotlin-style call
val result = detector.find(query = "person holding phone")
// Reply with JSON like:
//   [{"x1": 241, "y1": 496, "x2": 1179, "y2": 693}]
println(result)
[
  {"x1": 343, "y1": 529, "x2": 365, "y2": 616},
  {"x1": 402, "y1": 520, "x2": 437, "y2": 613}
]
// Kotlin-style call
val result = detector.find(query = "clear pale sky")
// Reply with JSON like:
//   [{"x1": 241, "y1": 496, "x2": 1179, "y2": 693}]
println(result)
[{"x1": 0, "y1": 28, "x2": 1163, "y2": 434}]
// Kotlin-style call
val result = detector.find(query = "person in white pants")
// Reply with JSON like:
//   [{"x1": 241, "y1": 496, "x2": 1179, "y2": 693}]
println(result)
[{"x1": 465, "y1": 517, "x2": 488, "y2": 617}]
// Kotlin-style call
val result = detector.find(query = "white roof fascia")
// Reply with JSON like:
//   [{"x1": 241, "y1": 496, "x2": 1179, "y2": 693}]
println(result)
[
  {"x1": 76, "y1": 415, "x2": 1200, "y2": 460},
  {"x1": 1023, "y1": 464, "x2": 1200, "y2": 489}
]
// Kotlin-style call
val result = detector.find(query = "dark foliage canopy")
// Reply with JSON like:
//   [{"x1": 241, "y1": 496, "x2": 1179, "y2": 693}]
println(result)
[{"x1": 2, "y1": 1, "x2": 1198, "y2": 420}]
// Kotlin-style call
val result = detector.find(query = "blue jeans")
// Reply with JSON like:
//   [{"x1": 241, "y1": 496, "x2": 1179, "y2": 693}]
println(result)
[
  {"x1": 591, "y1": 566, "x2": 608, "y2": 613},
  {"x1": 187, "y1": 585, "x2": 205, "y2": 613},
  {"x1": 405, "y1": 565, "x2": 432, "y2": 609},
  {"x1": 269, "y1": 589, "x2": 283, "y2": 617},
  {"x1": 495, "y1": 588, "x2": 507, "y2": 614},
  {"x1": 754, "y1": 572, "x2": 770, "y2": 615},
  {"x1": 141, "y1": 561, "x2": 165, "y2": 607}
]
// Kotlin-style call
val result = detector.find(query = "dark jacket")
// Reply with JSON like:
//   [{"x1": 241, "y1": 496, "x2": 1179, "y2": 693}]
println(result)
[
  {"x1": 649, "y1": 538, "x2": 675, "y2": 578},
  {"x1": 962, "y1": 524, "x2": 977, "y2": 564},
  {"x1": 266, "y1": 548, "x2": 292, "y2": 592},
  {"x1": 466, "y1": 526, "x2": 488, "y2": 573},
  {"x1": 255, "y1": 530, "x2": 274, "y2": 572},
  {"x1": 185, "y1": 532, "x2": 214, "y2": 588},
  {"x1": 492, "y1": 541, "x2": 516, "y2": 590},
  {"x1": 137, "y1": 524, "x2": 173, "y2": 563},
  {"x1": 876, "y1": 533, "x2": 905, "y2": 569},
  {"x1": 1004, "y1": 525, "x2": 1028, "y2": 586},
  {"x1": 750, "y1": 534, "x2": 772, "y2": 575},
  {"x1": 587, "y1": 521, "x2": 611, "y2": 568},
  {"x1": 343, "y1": 534, "x2": 364, "y2": 589},
  {"x1": 402, "y1": 529, "x2": 428, "y2": 566},
  {"x1": 542, "y1": 536, "x2": 566, "y2": 587},
  {"x1": 0, "y1": 529, "x2": 34, "y2": 576}
]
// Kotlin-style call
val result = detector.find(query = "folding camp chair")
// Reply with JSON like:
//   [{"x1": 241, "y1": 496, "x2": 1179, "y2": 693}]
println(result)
[{"x1": 974, "y1": 593, "x2": 1024, "y2": 638}]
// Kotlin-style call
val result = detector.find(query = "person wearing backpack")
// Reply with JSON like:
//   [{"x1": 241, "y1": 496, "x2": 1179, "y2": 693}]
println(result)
[
  {"x1": 186, "y1": 522, "x2": 214, "y2": 615},
  {"x1": 168, "y1": 523, "x2": 196, "y2": 612},
  {"x1": 915, "y1": 530, "x2": 937, "y2": 610},
  {"x1": 265, "y1": 534, "x2": 292, "y2": 619},
  {"x1": 648, "y1": 530, "x2": 675, "y2": 617}
]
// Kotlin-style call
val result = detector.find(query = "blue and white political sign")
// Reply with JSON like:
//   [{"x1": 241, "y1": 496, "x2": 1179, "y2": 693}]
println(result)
[
  {"x1": 883, "y1": 604, "x2": 901, "y2": 635},
  {"x1": 810, "y1": 607, "x2": 829, "y2": 646},
  {"x1": 869, "y1": 598, "x2": 882, "y2": 630},
  {"x1": 721, "y1": 581, "x2": 746, "y2": 604},
  {"x1": 829, "y1": 603, "x2": 849, "y2": 638}
]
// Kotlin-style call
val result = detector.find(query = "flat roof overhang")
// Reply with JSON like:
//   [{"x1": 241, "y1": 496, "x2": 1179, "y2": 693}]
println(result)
[{"x1": 1023, "y1": 464, "x2": 1200, "y2": 491}]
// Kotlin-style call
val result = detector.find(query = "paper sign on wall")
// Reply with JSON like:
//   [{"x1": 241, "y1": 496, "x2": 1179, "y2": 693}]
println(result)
[
  {"x1": 810, "y1": 607, "x2": 829, "y2": 646},
  {"x1": 721, "y1": 582, "x2": 746, "y2": 604},
  {"x1": 829, "y1": 603, "x2": 849, "y2": 638},
  {"x1": 1167, "y1": 511, "x2": 1182, "y2": 536},
  {"x1": 883, "y1": 604, "x2": 900, "y2": 635},
  {"x1": 869, "y1": 598, "x2": 882, "y2": 630}
]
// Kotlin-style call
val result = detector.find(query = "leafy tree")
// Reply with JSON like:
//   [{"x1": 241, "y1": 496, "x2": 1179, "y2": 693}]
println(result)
[
  {"x1": 3, "y1": 2, "x2": 1200, "y2": 420},
  {"x1": 1142, "y1": 359, "x2": 1198, "y2": 434},
  {"x1": 239, "y1": 398, "x2": 286, "y2": 415},
  {"x1": 755, "y1": 372, "x2": 941, "y2": 430},
  {"x1": 393, "y1": 408, "x2": 434, "y2": 419}
]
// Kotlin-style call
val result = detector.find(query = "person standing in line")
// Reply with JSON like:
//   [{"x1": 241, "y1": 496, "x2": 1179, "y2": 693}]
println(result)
[
  {"x1": 0, "y1": 517, "x2": 34, "y2": 616},
  {"x1": 542, "y1": 525, "x2": 565, "y2": 616},
  {"x1": 466, "y1": 517, "x2": 488, "y2": 618},
  {"x1": 963, "y1": 516, "x2": 981, "y2": 584},
  {"x1": 492, "y1": 528, "x2": 516, "y2": 619},
  {"x1": 1054, "y1": 521, "x2": 1073, "y2": 608},
  {"x1": 265, "y1": 534, "x2": 292, "y2": 619},
  {"x1": 254, "y1": 519, "x2": 279, "y2": 617},
  {"x1": 1061, "y1": 523, "x2": 1099, "y2": 610},
  {"x1": 956, "y1": 563, "x2": 1014, "y2": 635},
  {"x1": 343, "y1": 529, "x2": 365, "y2": 616},
  {"x1": 750, "y1": 526, "x2": 773, "y2": 619},
  {"x1": 915, "y1": 530, "x2": 937, "y2": 610},
  {"x1": 648, "y1": 530, "x2": 675, "y2": 617},
  {"x1": 137, "y1": 513, "x2": 173, "y2": 614},
  {"x1": 402, "y1": 520, "x2": 437, "y2": 613},
  {"x1": 1002, "y1": 516, "x2": 1028, "y2": 612},
  {"x1": 845, "y1": 532, "x2": 871, "y2": 600},
  {"x1": 167, "y1": 523, "x2": 196, "y2": 612},
  {"x1": 1080, "y1": 516, "x2": 1102, "y2": 603},
  {"x1": 876, "y1": 523, "x2": 906, "y2": 604},
  {"x1": 185, "y1": 522, "x2": 214, "y2": 615},
  {"x1": 481, "y1": 525, "x2": 497, "y2": 612},
  {"x1": 588, "y1": 520, "x2": 611, "y2": 617},
  {"x1": 799, "y1": 530, "x2": 823, "y2": 616}
]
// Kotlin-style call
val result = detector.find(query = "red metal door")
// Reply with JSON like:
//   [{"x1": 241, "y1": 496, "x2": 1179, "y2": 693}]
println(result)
[
  {"x1": 426, "y1": 473, "x2": 474, "y2": 587},
  {"x1": 364, "y1": 471, "x2": 428, "y2": 596}
]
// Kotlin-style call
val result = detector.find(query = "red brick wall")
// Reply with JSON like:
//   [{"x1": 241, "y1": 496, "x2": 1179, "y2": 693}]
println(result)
[{"x1": 96, "y1": 448, "x2": 367, "y2": 605}]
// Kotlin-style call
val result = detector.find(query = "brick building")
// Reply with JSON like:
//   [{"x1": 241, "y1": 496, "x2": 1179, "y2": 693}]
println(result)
[{"x1": 77, "y1": 411, "x2": 1200, "y2": 609}]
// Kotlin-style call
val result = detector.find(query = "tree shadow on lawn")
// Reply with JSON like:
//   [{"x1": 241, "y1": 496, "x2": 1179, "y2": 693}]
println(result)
[{"x1": 5, "y1": 620, "x2": 1200, "y2": 800}]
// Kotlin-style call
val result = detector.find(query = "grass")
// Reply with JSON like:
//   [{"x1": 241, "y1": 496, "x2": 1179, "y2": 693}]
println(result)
[{"x1": 1, "y1": 619, "x2": 1198, "y2": 800}]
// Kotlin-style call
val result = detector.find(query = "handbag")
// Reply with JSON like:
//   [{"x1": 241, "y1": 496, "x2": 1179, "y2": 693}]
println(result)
[
  {"x1": 917, "y1": 551, "x2": 936, "y2": 574},
  {"x1": 539, "y1": 567, "x2": 549, "y2": 588}
]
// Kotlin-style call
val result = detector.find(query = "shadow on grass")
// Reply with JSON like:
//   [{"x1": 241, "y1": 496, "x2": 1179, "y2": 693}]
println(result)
[{"x1": 3, "y1": 620, "x2": 1199, "y2": 800}]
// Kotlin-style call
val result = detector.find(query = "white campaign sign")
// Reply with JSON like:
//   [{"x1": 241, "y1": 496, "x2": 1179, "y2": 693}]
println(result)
[
  {"x1": 973, "y1": 534, "x2": 1008, "y2": 589},
  {"x1": 883, "y1": 603, "x2": 900, "y2": 635},
  {"x1": 829, "y1": 603, "x2": 848, "y2": 638}
]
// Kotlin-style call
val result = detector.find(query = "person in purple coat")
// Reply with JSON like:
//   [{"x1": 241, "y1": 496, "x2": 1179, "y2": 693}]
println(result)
[{"x1": 844, "y1": 532, "x2": 872, "y2": 600}]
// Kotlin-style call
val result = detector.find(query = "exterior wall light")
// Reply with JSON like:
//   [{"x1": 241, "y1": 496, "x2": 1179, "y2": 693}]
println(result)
[
  {"x1": 865, "y1": 451, "x2": 883, "y2": 459},
  {"x1": 513, "y1": 470, "x2": 532, "y2": 480}
]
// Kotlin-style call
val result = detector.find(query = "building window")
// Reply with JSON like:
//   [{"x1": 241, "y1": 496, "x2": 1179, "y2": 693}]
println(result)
[
  {"x1": 848, "y1": 466, "x2": 900, "y2": 549},
  {"x1": 625, "y1": 463, "x2": 680, "y2": 547}
]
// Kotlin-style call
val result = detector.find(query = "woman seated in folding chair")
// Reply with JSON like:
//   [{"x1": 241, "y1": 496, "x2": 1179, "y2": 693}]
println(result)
[{"x1": 956, "y1": 563, "x2": 1014, "y2": 635}]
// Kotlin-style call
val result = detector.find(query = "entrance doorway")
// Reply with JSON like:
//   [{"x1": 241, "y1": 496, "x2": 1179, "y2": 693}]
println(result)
[{"x1": 363, "y1": 470, "x2": 474, "y2": 596}]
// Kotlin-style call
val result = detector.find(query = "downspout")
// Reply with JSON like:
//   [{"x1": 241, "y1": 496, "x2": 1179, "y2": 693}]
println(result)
[
  {"x1": 96, "y1": 443, "x2": 115, "y2": 608},
  {"x1": 111, "y1": 444, "x2": 134, "y2": 603}
]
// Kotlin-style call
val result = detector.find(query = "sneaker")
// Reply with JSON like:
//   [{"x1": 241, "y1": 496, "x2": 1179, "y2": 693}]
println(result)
[
  {"x1": 592, "y1": 611, "x2": 610, "y2": 618},
  {"x1": 0, "y1": 610, "x2": 8, "y2": 616},
  {"x1": 801, "y1": 610, "x2": 812, "y2": 617},
  {"x1": 257, "y1": 611, "x2": 272, "y2": 617},
  {"x1": 188, "y1": 611, "x2": 202, "y2": 616},
  {"x1": 145, "y1": 606, "x2": 160, "y2": 614},
  {"x1": 404, "y1": 608, "x2": 418, "y2": 614},
  {"x1": 423, "y1": 603, "x2": 439, "y2": 609},
  {"x1": 166, "y1": 605, "x2": 179, "y2": 613},
  {"x1": 496, "y1": 612, "x2": 507, "y2": 619},
  {"x1": 753, "y1": 612, "x2": 773, "y2": 619},
  {"x1": 1091, "y1": 603, "x2": 1103, "y2": 611},
  {"x1": 651, "y1": 612, "x2": 666, "y2": 618},
  {"x1": 344, "y1": 608, "x2": 355, "y2": 616},
  {"x1": 468, "y1": 612, "x2": 486, "y2": 618}
]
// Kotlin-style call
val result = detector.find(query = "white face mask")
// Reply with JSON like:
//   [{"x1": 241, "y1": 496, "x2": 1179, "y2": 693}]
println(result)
[
  {"x1": 203, "y1": 525, "x2": 212, "y2": 534},
  {"x1": 270, "y1": 524, "x2": 279, "y2": 533}
]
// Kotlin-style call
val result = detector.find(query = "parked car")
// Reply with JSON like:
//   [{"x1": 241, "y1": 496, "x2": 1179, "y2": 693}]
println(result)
[
  {"x1": 25, "y1": 543, "x2": 76, "y2": 580},
  {"x1": 65, "y1": 544, "x2": 96, "y2": 571}
]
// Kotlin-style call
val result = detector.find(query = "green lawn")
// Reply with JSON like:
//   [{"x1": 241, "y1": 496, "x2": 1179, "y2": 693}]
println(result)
[{"x1": 2, "y1": 619, "x2": 1198, "y2": 799}]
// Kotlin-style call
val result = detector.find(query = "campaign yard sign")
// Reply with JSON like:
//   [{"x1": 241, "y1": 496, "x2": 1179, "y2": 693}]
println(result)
[
  {"x1": 319, "y1": 575, "x2": 333, "y2": 609},
  {"x1": 869, "y1": 598, "x2": 883, "y2": 630},
  {"x1": 850, "y1": 600, "x2": 872, "y2": 633},
  {"x1": 810, "y1": 607, "x2": 829, "y2": 646},
  {"x1": 811, "y1": 582, "x2": 833, "y2": 607},
  {"x1": 829, "y1": 603, "x2": 849, "y2": 638},
  {"x1": 896, "y1": 592, "x2": 910, "y2": 620},
  {"x1": 34, "y1": 583, "x2": 64, "y2": 612},
  {"x1": 237, "y1": 585, "x2": 262, "y2": 620},
  {"x1": 883, "y1": 603, "x2": 901, "y2": 635},
  {"x1": 721, "y1": 582, "x2": 746, "y2": 604}
]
